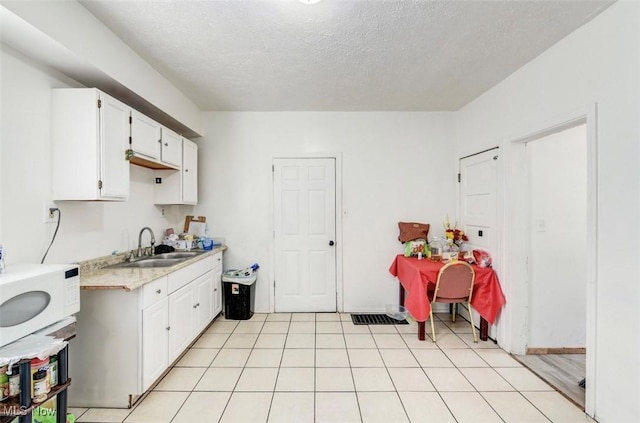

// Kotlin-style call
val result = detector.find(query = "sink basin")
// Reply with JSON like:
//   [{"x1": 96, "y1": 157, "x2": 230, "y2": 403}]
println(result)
[
  {"x1": 109, "y1": 258, "x2": 183, "y2": 269},
  {"x1": 106, "y1": 250, "x2": 207, "y2": 269},
  {"x1": 153, "y1": 251, "x2": 204, "y2": 259}
]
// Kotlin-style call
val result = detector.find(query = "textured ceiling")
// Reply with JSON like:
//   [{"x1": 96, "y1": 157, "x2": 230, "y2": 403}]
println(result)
[{"x1": 80, "y1": 0, "x2": 612, "y2": 112}]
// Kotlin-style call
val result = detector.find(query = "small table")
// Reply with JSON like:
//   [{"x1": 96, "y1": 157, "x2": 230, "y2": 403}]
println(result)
[
  {"x1": 0, "y1": 318, "x2": 75, "y2": 423},
  {"x1": 389, "y1": 255, "x2": 506, "y2": 341}
]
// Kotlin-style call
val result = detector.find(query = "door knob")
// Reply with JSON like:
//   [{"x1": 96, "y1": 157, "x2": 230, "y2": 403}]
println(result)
[{"x1": 329, "y1": 240, "x2": 335, "y2": 246}]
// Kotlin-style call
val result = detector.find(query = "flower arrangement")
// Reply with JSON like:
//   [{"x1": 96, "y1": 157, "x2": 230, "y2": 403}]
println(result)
[{"x1": 443, "y1": 215, "x2": 468, "y2": 246}]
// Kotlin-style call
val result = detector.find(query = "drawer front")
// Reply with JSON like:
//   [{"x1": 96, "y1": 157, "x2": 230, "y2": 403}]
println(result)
[
  {"x1": 168, "y1": 255, "x2": 215, "y2": 294},
  {"x1": 212, "y1": 252, "x2": 223, "y2": 269},
  {"x1": 142, "y1": 276, "x2": 168, "y2": 309}
]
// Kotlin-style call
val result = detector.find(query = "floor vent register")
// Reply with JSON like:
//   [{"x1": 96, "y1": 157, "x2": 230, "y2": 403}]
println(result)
[{"x1": 351, "y1": 314, "x2": 409, "y2": 325}]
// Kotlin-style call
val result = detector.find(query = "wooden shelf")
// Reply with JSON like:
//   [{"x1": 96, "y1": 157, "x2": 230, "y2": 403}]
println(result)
[
  {"x1": 130, "y1": 155, "x2": 179, "y2": 170},
  {"x1": 0, "y1": 321, "x2": 75, "y2": 423}
]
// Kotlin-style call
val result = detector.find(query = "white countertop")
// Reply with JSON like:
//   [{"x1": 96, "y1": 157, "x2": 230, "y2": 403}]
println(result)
[{"x1": 79, "y1": 246, "x2": 226, "y2": 291}]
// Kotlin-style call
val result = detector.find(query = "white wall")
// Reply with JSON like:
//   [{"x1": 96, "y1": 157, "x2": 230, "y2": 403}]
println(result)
[
  {"x1": 528, "y1": 125, "x2": 587, "y2": 348},
  {"x1": 0, "y1": 44, "x2": 188, "y2": 265},
  {"x1": 195, "y1": 112, "x2": 456, "y2": 313},
  {"x1": 1, "y1": 1, "x2": 202, "y2": 136},
  {"x1": 455, "y1": 2, "x2": 639, "y2": 422}
]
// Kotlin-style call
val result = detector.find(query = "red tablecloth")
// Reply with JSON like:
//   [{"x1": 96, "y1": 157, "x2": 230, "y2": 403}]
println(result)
[{"x1": 389, "y1": 255, "x2": 506, "y2": 324}]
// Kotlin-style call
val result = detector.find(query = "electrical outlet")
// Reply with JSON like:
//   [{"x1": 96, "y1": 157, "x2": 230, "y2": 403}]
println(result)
[
  {"x1": 43, "y1": 201, "x2": 57, "y2": 224},
  {"x1": 161, "y1": 207, "x2": 166, "y2": 217}
]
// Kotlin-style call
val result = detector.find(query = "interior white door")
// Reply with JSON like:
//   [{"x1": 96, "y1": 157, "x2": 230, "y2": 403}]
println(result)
[
  {"x1": 459, "y1": 148, "x2": 500, "y2": 338},
  {"x1": 273, "y1": 158, "x2": 336, "y2": 312}
]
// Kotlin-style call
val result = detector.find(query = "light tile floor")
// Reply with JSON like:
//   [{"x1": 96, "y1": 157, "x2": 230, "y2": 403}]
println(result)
[{"x1": 71, "y1": 313, "x2": 595, "y2": 423}]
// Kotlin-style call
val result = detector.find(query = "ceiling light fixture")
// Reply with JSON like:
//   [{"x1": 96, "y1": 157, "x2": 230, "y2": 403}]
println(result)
[{"x1": 298, "y1": 0, "x2": 322, "y2": 4}]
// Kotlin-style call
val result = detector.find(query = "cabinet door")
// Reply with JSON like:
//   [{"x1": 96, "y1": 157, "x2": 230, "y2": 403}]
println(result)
[
  {"x1": 99, "y1": 93, "x2": 130, "y2": 199},
  {"x1": 194, "y1": 271, "x2": 214, "y2": 335},
  {"x1": 182, "y1": 139, "x2": 198, "y2": 204},
  {"x1": 161, "y1": 128, "x2": 182, "y2": 167},
  {"x1": 168, "y1": 284, "x2": 194, "y2": 363},
  {"x1": 213, "y1": 264, "x2": 223, "y2": 317},
  {"x1": 142, "y1": 297, "x2": 169, "y2": 391},
  {"x1": 131, "y1": 110, "x2": 161, "y2": 160}
]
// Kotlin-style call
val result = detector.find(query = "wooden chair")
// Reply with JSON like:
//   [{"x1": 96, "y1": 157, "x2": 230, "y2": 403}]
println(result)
[{"x1": 427, "y1": 261, "x2": 478, "y2": 343}]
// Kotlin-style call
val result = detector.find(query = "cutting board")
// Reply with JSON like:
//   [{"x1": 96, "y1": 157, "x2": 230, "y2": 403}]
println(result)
[
  {"x1": 188, "y1": 221, "x2": 207, "y2": 237},
  {"x1": 183, "y1": 215, "x2": 206, "y2": 233}
]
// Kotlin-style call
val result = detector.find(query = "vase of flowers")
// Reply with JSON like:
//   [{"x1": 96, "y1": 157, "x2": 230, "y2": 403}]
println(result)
[
  {"x1": 443, "y1": 216, "x2": 469, "y2": 247},
  {"x1": 442, "y1": 216, "x2": 470, "y2": 262}
]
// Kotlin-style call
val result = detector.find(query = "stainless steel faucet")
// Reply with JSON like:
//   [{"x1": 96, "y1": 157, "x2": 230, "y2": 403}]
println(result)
[{"x1": 137, "y1": 227, "x2": 156, "y2": 257}]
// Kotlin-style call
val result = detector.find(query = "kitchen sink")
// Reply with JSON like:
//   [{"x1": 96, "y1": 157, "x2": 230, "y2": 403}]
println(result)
[
  {"x1": 106, "y1": 250, "x2": 206, "y2": 269},
  {"x1": 153, "y1": 251, "x2": 205, "y2": 259},
  {"x1": 110, "y1": 258, "x2": 183, "y2": 268}
]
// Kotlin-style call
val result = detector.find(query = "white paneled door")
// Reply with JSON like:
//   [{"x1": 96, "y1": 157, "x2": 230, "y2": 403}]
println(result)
[
  {"x1": 459, "y1": 148, "x2": 500, "y2": 338},
  {"x1": 273, "y1": 158, "x2": 336, "y2": 312}
]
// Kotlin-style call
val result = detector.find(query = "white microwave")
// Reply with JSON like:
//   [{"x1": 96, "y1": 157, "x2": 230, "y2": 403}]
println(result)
[{"x1": 0, "y1": 264, "x2": 80, "y2": 347}]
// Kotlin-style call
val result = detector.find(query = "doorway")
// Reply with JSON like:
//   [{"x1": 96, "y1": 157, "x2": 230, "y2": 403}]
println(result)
[
  {"x1": 272, "y1": 157, "x2": 337, "y2": 312},
  {"x1": 519, "y1": 124, "x2": 588, "y2": 409},
  {"x1": 527, "y1": 124, "x2": 587, "y2": 350},
  {"x1": 504, "y1": 105, "x2": 597, "y2": 417}
]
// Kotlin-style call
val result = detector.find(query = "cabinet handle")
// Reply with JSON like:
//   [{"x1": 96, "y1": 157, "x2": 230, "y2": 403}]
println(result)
[
  {"x1": 156, "y1": 289, "x2": 162, "y2": 294},
  {"x1": 185, "y1": 169, "x2": 189, "y2": 173},
  {"x1": 166, "y1": 326, "x2": 171, "y2": 331},
  {"x1": 164, "y1": 143, "x2": 168, "y2": 146},
  {"x1": 217, "y1": 258, "x2": 221, "y2": 261}
]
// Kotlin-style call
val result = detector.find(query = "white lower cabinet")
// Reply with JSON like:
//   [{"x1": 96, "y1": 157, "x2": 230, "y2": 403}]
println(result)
[
  {"x1": 141, "y1": 296, "x2": 169, "y2": 390},
  {"x1": 194, "y1": 272, "x2": 214, "y2": 335},
  {"x1": 213, "y1": 253, "x2": 223, "y2": 317},
  {"x1": 168, "y1": 282, "x2": 196, "y2": 363},
  {"x1": 70, "y1": 253, "x2": 222, "y2": 408}
]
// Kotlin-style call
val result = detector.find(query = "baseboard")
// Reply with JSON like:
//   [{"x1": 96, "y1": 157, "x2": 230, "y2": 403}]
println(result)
[{"x1": 526, "y1": 347, "x2": 586, "y2": 354}]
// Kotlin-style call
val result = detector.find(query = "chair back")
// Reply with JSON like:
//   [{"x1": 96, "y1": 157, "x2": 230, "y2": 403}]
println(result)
[{"x1": 432, "y1": 261, "x2": 475, "y2": 302}]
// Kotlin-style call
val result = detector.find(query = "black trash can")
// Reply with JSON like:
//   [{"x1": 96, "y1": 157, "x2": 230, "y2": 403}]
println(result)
[{"x1": 223, "y1": 272, "x2": 257, "y2": 320}]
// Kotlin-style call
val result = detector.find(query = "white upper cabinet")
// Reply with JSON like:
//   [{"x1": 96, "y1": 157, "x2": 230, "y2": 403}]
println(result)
[
  {"x1": 160, "y1": 127, "x2": 182, "y2": 168},
  {"x1": 131, "y1": 110, "x2": 161, "y2": 160},
  {"x1": 182, "y1": 139, "x2": 198, "y2": 204},
  {"x1": 52, "y1": 88, "x2": 130, "y2": 201},
  {"x1": 130, "y1": 112, "x2": 180, "y2": 170},
  {"x1": 154, "y1": 138, "x2": 198, "y2": 205}
]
